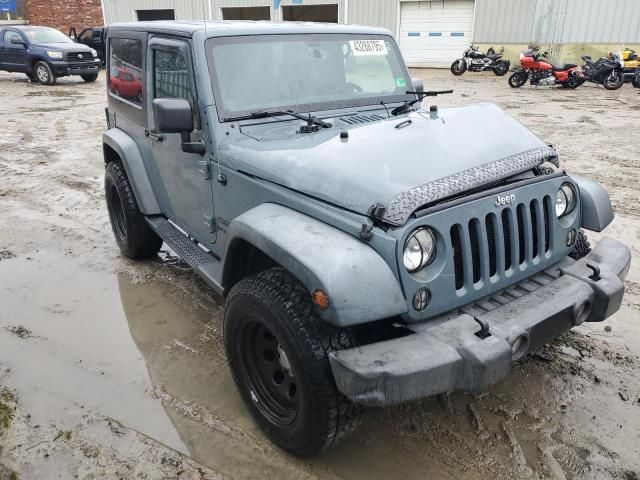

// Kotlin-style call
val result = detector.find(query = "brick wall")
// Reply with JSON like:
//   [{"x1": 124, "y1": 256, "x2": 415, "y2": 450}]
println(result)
[{"x1": 26, "y1": 0, "x2": 103, "y2": 32}]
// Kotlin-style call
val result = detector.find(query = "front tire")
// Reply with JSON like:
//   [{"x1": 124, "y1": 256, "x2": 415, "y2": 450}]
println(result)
[
  {"x1": 603, "y1": 70, "x2": 624, "y2": 90},
  {"x1": 224, "y1": 268, "x2": 362, "y2": 457},
  {"x1": 104, "y1": 161, "x2": 162, "y2": 259},
  {"x1": 632, "y1": 70, "x2": 640, "y2": 88},
  {"x1": 81, "y1": 73, "x2": 98, "y2": 83},
  {"x1": 508, "y1": 70, "x2": 529, "y2": 88},
  {"x1": 34, "y1": 61, "x2": 55, "y2": 85},
  {"x1": 450, "y1": 59, "x2": 467, "y2": 76}
]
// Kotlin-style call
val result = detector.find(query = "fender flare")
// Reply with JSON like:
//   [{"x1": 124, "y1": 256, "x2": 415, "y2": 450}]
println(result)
[
  {"x1": 102, "y1": 129, "x2": 161, "y2": 215},
  {"x1": 572, "y1": 175, "x2": 614, "y2": 232},
  {"x1": 223, "y1": 203, "x2": 407, "y2": 327}
]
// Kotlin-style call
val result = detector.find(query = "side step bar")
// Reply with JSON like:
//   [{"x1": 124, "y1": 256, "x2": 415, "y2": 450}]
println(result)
[{"x1": 146, "y1": 217, "x2": 224, "y2": 295}]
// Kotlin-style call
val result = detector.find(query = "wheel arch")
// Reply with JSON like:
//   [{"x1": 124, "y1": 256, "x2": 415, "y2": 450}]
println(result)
[
  {"x1": 102, "y1": 129, "x2": 161, "y2": 215},
  {"x1": 222, "y1": 203, "x2": 407, "y2": 327}
]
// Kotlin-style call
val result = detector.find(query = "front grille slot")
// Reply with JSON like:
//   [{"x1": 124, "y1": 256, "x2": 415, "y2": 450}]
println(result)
[{"x1": 452, "y1": 195, "x2": 553, "y2": 292}]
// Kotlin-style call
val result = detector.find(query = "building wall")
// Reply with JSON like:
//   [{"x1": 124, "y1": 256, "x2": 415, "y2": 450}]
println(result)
[
  {"x1": 103, "y1": 0, "x2": 207, "y2": 23},
  {"x1": 101, "y1": 0, "x2": 640, "y2": 48},
  {"x1": 103, "y1": 0, "x2": 349, "y2": 24},
  {"x1": 474, "y1": 0, "x2": 640, "y2": 44},
  {"x1": 26, "y1": 0, "x2": 104, "y2": 31},
  {"x1": 348, "y1": 0, "x2": 398, "y2": 33}
]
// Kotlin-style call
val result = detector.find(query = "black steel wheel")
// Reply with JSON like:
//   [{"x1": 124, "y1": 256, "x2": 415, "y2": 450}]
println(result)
[
  {"x1": 239, "y1": 321, "x2": 300, "y2": 427},
  {"x1": 224, "y1": 268, "x2": 361, "y2": 457},
  {"x1": 508, "y1": 70, "x2": 528, "y2": 88},
  {"x1": 104, "y1": 161, "x2": 162, "y2": 259}
]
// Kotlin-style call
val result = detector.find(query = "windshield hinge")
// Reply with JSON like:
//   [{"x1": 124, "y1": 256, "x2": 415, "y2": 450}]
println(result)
[{"x1": 367, "y1": 203, "x2": 387, "y2": 220}]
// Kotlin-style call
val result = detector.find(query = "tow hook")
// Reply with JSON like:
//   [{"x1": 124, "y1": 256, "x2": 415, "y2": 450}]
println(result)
[
  {"x1": 473, "y1": 316, "x2": 491, "y2": 339},
  {"x1": 586, "y1": 263, "x2": 601, "y2": 281}
]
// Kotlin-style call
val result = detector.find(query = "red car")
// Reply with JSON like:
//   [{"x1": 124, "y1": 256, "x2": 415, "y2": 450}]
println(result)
[{"x1": 109, "y1": 67, "x2": 143, "y2": 102}]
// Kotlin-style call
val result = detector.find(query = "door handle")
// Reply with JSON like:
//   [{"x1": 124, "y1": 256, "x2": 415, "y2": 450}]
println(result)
[{"x1": 145, "y1": 129, "x2": 164, "y2": 142}]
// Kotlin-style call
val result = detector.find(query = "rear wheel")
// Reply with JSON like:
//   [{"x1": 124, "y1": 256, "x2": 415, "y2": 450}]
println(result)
[
  {"x1": 631, "y1": 70, "x2": 640, "y2": 88},
  {"x1": 81, "y1": 73, "x2": 98, "y2": 83},
  {"x1": 34, "y1": 61, "x2": 55, "y2": 85},
  {"x1": 493, "y1": 61, "x2": 509, "y2": 76},
  {"x1": 603, "y1": 70, "x2": 624, "y2": 90},
  {"x1": 450, "y1": 59, "x2": 467, "y2": 76},
  {"x1": 508, "y1": 70, "x2": 528, "y2": 88},
  {"x1": 105, "y1": 161, "x2": 162, "y2": 259},
  {"x1": 224, "y1": 268, "x2": 361, "y2": 457}
]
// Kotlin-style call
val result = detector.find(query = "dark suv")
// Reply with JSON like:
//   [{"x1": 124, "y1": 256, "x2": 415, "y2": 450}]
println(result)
[{"x1": 0, "y1": 25, "x2": 101, "y2": 84}]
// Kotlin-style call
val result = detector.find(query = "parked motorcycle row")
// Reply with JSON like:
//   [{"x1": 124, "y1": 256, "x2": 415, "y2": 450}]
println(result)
[{"x1": 451, "y1": 45, "x2": 640, "y2": 91}]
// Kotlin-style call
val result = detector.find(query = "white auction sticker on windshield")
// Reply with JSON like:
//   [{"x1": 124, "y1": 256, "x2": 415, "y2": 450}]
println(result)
[{"x1": 349, "y1": 40, "x2": 388, "y2": 56}]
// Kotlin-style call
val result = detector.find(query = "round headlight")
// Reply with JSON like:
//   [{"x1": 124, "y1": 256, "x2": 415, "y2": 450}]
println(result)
[
  {"x1": 403, "y1": 228, "x2": 436, "y2": 272},
  {"x1": 556, "y1": 183, "x2": 577, "y2": 218},
  {"x1": 555, "y1": 189, "x2": 568, "y2": 217}
]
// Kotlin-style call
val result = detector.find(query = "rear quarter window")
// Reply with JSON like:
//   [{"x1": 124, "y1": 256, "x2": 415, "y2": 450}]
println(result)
[{"x1": 109, "y1": 37, "x2": 145, "y2": 107}]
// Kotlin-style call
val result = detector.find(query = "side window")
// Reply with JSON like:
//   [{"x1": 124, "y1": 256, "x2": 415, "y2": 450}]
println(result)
[
  {"x1": 4, "y1": 31, "x2": 23, "y2": 45},
  {"x1": 109, "y1": 37, "x2": 144, "y2": 106},
  {"x1": 79, "y1": 29, "x2": 93, "y2": 42},
  {"x1": 153, "y1": 48, "x2": 199, "y2": 129}
]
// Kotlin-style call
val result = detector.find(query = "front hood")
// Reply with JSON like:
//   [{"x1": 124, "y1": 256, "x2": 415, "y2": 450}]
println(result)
[
  {"x1": 33, "y1": 42, "x2": 92, "y2": 52},
  {"x1": 219, "y1": 103, "x2": 555, "y2": 226}
]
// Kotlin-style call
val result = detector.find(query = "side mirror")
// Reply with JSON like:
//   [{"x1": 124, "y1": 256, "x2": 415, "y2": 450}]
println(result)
[
  {"x1": 152, "y1": 98, "x2": 205, "y2": 155},
  {"x1": 153, "y1": 98, "x2": 193, "y2": 133},
  {"x1": 10, "y1": 37, "x2": 27, "y2": 48},
  {"x1": 411, "y1": 78, "x2": 424, "y2": 93}
]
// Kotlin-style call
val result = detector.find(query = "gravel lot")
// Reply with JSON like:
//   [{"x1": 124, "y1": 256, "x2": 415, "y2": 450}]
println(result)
[{"x1": 0, "y1": 68, "x2": 639, "y2": 480}]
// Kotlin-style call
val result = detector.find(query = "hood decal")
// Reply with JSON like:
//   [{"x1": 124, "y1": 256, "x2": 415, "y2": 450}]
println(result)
[{"x1": 383, "y1": 146, "x2": 557, "y2": 225}]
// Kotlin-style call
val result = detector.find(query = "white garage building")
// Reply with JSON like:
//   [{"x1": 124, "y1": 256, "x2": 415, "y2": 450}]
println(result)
[{"x1": 101, "y1": 0, "x2": 640, "y2": 68}]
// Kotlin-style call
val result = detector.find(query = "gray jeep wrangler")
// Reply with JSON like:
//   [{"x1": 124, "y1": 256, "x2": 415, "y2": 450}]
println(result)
[{"x1": 103, "y1": 21, "x2": 631, "y2": 456}]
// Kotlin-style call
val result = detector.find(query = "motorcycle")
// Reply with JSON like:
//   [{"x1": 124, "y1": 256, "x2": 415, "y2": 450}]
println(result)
[
  {"x1": 581, "y1": 52, "x2": 625, "y2": 90},
  {"x1": 621, "y1": 48, "x2": 639, "y2": 82},
  {"x1": 508, "y1": 46, "x2": 585, "y2": 89},
  {"x1": 450, "y1": 45, "x2": 510, "y2": 76}
]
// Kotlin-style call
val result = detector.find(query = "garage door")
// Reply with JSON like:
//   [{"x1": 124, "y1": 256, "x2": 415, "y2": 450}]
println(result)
[{"x1": 399, "y1": 0, "x2": 474, "y2": 68}]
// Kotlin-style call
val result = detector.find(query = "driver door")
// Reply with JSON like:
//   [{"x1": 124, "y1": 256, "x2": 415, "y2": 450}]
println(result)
[
  {"x1": 0, "y1": 30, "x2": 28, "y2": 72},
  {"x1": 146, "y1": 37, "x2": 216, "y2": 245}
]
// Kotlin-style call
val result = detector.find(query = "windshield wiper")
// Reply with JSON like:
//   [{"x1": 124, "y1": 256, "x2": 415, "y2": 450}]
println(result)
[
  {"x1": 227, "y1": 110, "x2": 331, "y2": 133},
  {"x1": 391, "y1": 90, "x2": 454, "y2": 116}
]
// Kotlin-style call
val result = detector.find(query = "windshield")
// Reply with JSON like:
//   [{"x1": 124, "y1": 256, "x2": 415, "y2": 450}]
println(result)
[
  {"x1": 206, "y1": 34, "x2": 412, "y2": 119},
  {"x1": 24, "y1": 28, "x2": 72, "y2": 44}
]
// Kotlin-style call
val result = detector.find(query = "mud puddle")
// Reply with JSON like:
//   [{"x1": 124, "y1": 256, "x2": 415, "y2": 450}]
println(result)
[{"x1": 2, "y1": 251, "x2": 639, "y2": 479}]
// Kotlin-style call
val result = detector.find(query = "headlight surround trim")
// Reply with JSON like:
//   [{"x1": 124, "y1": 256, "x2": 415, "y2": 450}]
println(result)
[
  {"x1": 556, "y1": 182, "x2": 577, "y2": 218},
  {"x1": 403, "y1": 227, "x2": 437, "y2": 273}
]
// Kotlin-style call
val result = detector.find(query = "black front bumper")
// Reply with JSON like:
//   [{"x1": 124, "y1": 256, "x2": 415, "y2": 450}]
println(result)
[
  {"x1": 51, "y1": 60, "x2": 101, "y2": 77},
  {"x1": 329, "y1": 237, "x2": 631, "y2": 407}
]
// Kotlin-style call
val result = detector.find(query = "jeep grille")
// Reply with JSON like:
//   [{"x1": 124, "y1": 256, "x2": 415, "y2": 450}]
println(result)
[{"x1": 450, "y1": 195, "x2": 553, "y2": 292}]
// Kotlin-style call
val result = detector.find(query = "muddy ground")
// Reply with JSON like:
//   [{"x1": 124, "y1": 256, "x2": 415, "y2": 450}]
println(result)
[{"x1": 0, "y1": 68, "x2": 639, "y2": 480}]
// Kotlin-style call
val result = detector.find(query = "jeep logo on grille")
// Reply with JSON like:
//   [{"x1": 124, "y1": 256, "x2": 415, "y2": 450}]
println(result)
[{"x1": 494, "y1": 194, "x2": 516, "y2": 207}]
